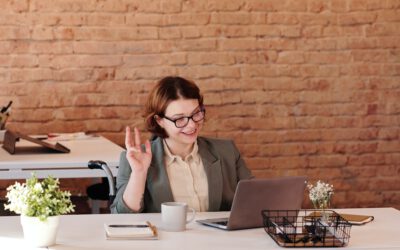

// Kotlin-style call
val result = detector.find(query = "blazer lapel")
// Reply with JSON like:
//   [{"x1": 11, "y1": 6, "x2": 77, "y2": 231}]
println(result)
[
  {"x1": 198, "y1": 138, "x2": 223, "y2": 211},
  {"x1": 146, "y1": 137, "x2": 174, "y2": 210}
]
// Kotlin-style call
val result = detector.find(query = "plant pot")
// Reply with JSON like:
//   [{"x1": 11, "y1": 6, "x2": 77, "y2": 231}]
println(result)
[{"x1": 20, "y1": 215, "x2": 60, "y2": 247}]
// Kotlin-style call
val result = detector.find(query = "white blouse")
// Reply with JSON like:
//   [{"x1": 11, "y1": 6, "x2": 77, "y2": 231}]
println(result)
[{"x1": 163, "y1": 140, "x2": 209, "y2": 212}]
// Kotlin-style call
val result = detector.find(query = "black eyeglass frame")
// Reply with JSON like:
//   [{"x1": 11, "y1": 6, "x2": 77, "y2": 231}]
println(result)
[{"x1": 160, "y1": 107, "x2": 206, "y2": 128}]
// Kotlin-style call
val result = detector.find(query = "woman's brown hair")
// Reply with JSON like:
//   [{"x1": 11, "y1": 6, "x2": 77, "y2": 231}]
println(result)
[{"x1": 144, "y1": 76, "x2": 203, "y2": 138}]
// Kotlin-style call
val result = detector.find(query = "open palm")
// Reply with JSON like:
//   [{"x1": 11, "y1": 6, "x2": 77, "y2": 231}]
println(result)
[{"x1": 125, "y1": 127, "x2": 152, "y2": 174}]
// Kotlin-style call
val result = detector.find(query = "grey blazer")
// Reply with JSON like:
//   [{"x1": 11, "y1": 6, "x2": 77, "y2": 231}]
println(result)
[{"x1": 110, "y1": 136, "x2": 253, "y2": 213}]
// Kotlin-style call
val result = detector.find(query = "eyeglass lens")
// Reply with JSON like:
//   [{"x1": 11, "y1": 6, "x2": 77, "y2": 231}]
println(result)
[{"x1": 174, "y1": 110, "x2": 205, "y2": 128}]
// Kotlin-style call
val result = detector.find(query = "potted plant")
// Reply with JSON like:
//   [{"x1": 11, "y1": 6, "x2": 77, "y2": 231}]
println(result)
[{"x1": 4, "y1": 174, "x2": 75, "y2": 247}]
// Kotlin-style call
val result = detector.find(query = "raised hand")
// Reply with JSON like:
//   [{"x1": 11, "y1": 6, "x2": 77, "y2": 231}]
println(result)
[{"x1": 125, "y1": 126, "x2": 152, "y2": 174}]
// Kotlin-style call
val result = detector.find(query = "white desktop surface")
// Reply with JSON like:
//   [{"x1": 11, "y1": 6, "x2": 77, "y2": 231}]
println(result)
[
  {"x1": 0, "y1": 208, "x2": 398, "y2": 250},
  {"x1": 0, "y1": 135, "x2": 123, "y2": 179}
]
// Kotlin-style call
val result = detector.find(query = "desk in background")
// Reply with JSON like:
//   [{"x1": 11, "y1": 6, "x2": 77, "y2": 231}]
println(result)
[
  {"x1": 0, "y1": 208, "x2": 399, "y2": 250},
  {"x1": 0, "y1": 134, "x2": 123, "y2": 180}
]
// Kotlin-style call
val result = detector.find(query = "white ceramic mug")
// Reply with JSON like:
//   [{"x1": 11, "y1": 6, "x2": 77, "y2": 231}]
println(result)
[{"x1": 161, "y1": 202, "x2": 196, "y2": 232}]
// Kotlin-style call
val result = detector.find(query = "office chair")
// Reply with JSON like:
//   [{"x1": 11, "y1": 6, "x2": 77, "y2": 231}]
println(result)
[{"x1": 86, "y1": 160, "x2": 116, "y2": 213}]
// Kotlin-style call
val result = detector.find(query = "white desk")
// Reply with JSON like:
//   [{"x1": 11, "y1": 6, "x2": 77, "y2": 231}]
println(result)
[
  {"x1": 0, "y1": 135, "x2": 123, "y2": 179},
  {"x1": 0, "y1": 208, "x2": 398, "y2": 250}
]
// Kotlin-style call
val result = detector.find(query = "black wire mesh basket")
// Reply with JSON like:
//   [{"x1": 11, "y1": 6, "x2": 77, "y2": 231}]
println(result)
[{"x1": 262, "y1": 210, "x2": 352, "y2": 248}]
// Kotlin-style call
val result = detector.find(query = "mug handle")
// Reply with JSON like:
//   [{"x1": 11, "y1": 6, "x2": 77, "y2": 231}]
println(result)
[{"x1": 186, "y1": 207, "x2": 196, "y2": 224}]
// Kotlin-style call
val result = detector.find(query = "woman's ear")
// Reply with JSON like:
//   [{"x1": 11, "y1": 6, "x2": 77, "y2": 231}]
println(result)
[{"x1": 154, "y1": 115, "x2": 164, "y2": 128}]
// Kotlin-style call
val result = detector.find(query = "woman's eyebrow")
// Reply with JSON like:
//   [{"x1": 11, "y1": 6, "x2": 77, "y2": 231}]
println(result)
[{"x1": 170, "y1": 106, "x2": 200, "y2": 118}]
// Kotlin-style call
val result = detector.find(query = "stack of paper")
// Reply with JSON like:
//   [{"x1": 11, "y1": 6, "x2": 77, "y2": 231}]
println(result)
[{"x1": 104, "y1": 221, "x2": 158, "y2": 240}]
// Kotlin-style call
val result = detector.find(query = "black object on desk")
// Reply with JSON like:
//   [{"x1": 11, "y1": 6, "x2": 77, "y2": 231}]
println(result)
[
  {"x1": 262, "y1": 209, "x2": 352, "y2": 248},
  {"x1": 2, "y1": 130, "x2": 70, "y2": 154}
]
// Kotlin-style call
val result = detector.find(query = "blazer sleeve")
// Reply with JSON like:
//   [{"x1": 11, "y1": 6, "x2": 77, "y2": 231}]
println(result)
[{"x1": 110, "y1": 151, "x2": 144, "y2": 214}]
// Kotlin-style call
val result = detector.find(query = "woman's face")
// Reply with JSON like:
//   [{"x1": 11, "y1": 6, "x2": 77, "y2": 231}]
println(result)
[{"x1": 158, "y1": 98, "x2": 204, "y2": 145}]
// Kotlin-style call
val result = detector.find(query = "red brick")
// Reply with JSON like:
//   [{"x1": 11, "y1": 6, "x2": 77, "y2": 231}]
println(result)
[
  {"x1": 126, "y1": 13, "x2": 165, "y2": 26},
  {"x1": 382, "y1": 191, "x2": 400, "y2": 207},
  {"x1": 181, "y1": 27, "x2": 201, "y2": 38},
  {"x1": 79, "y1": 55, "x2": 122, "y2": 67},
  {"x1": 178, "y1": 65, "x2": 240, "y2": 79},
  {"x1": 369, "y1": 178, "x2": 400, "y2": 191},
  {"x1": 57, "y1": 69, "x2": 92, "y2": 81},
  {"x1": 12, "y1": 108, "x2": 53, "y2": 122},
  {"x1": 277, "y1": 51, "x2": 304, "y2": 64},
  {"x1": 166, "y1": 13, "x2": 210, "y2": 25},
  {"x1": 244, "y1": 158, "x2": 271, "y2": 170},
  {"x1": 305, "y1": 168, "x2": 343, "y2": 180},
  {"x1": 0, "y1": 27, "x2": 30, "y2": 40},
  {"x1": 30, "y1": 0, "x2": 95, "y2": 12},
  {"x1": 377, "y1": 10, "x2": 400, "y2": 22},
  {"x1": 268, "y1": 13, "x2": 298, "y2": 25},
  {"x1": 10, "y1": 55, "x2": 39, "y2": 67},
  {"x1": 125, "y1": 13, "x2": 166, "y2": 26},
  {"x1": 233, "y1": 51, "x2": 277, "y2": 64},
  {"x1": 348, "y1": 154, "x2": 386, "y2": 166},
  {"x1": 123, "y1": 54, "x2": 163, "y2": 67},
  {"x1": 221, "y1": 25, "x2": 249, "y2": 37},
  {"x1": 176, "y1": 39, "x2": 217, "y2": 51},
  {"x1": 182, "y1": 0, "x2": 207, "y2": 12},
  {"x1": 308, "y1": 155, "x2": 348, "y2": 167},
  {"x1": 377, "y1": 141, "x2": 400, "y2": 153},
  {"x1": 308, "y1": 0, "x2": 329, "y2": 13},
  {"x1": 270, "y1": 156, "x2": 308, "y2": 168},
  {"x1": 250, "y1": 12, "x2": 267, "y2": 24},
  {"x1": 331, "y1": 0, "x2": 348, "y2": 12},
  {"x1": 244, "y1": 0, "x2": 285, "y2": 11},
  {"x1": 338, "y1": 12, "x2": 377, "y2": 25},
  {"x1": 366, "y1": 23, "x2": 400, "y2": 36},
  {"x1": 378, "y1": 128, "x2": 399, "y2": 140},
  {"x1": 386, "y1": 0, "x2": 400, "y2": 8},
  {"x1": 337, "y1": 37, "x2": 377, "y2": 50},
  {"x1": 207, "y1": 0, "x2": 244, "y2": 11},
  {"x1": 159, "y1": 27, "x2": 181, "y2": 39},
  {"x1": 285, "y1": 0, "x2": 308, "y2": 11},
  {"x1": 187, "y1": 52, "x2": 235, "y2": 65},
  {"x1": 378, "y1": 165, "x2": 400, "y2": 177},
  {"x1": 86, "y1": 14, "x2": 125, "y2": 26},
  {"x1": 348, "y1": 0, "x2": 385, "y2": 11},
  {"x1": 3, "y1": 0, "x2": 29, "y2": 12},
  {"x1": 281, "y1": 25, "x2": 301, "y2": 37},
  {"x1": 343, "y1": 166, "x2": 378, "y2": 178},
  {"x1": 348, "y1": 191, "x2": 384, "y2": 207},
  {"x1": 211, "y1": 12, "x2": 250, "y2": 25}
]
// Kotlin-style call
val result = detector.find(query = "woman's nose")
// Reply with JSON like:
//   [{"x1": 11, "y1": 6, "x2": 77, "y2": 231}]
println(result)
[{"x1": 185, "y1": 117, "x2": 197, "y2": 129}]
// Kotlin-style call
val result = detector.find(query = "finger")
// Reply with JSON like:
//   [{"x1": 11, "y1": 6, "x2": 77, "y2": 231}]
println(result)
[
  {"x1": 134, "y1": 127, "x2": 141, "y2": 148},
  {"x1": 144, "y1": 140, "x2": 152, "y2": 156},
  {"x1": 125, "y1": 126, "x2": 134, "y2": 149}
]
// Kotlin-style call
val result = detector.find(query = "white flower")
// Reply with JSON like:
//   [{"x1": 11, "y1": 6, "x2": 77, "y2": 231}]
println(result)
[
  {"x1": 307, "y1": 180, "x2": 334, "y2": 209},
  {"x1": 33, "y1": 183, "x2": 43, "y2": 192}
]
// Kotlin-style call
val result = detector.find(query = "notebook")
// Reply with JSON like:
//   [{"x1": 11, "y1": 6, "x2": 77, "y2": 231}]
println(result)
[
  {"x1": 196, "y1": 176, "x2": 307, "y2": 230},
  {"x1": 104, "y1": 221, "x2": 158, "y2": 240}
]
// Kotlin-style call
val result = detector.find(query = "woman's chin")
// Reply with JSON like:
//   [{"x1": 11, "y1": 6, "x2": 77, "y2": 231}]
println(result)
[{"x1": 180, "y1": 131, "x2": 198, "y2": 143}]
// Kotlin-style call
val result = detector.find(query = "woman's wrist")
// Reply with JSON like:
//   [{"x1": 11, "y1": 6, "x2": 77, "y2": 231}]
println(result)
[{"x1": 130, "y1": 168, "x2": 148, "y2": 180}]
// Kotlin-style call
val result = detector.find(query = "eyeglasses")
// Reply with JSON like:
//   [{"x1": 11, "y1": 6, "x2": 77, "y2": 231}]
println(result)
[{"x1": 161, "y1": 108, "x2": 205, "y2": 128}]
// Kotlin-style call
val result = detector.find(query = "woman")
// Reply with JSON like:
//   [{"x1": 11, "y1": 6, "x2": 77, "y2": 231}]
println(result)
[{"x1": 111, "y1": 76, "x2": 253, "y2": 213}]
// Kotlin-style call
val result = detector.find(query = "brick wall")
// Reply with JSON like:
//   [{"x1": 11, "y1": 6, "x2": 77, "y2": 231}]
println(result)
[{"x1": 0, "y1": 0, "x2": 399, "y2": 209}]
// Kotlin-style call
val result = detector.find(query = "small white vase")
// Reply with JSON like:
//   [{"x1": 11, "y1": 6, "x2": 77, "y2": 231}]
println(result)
[{"x1": 20, "y1": 215, "x2": 60, "y2": 247}]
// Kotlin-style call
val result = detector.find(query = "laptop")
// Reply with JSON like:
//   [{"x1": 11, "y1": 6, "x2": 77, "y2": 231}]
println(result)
[{"x1": 196, "y1": 176, "x2": 307, "y2": 230}]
